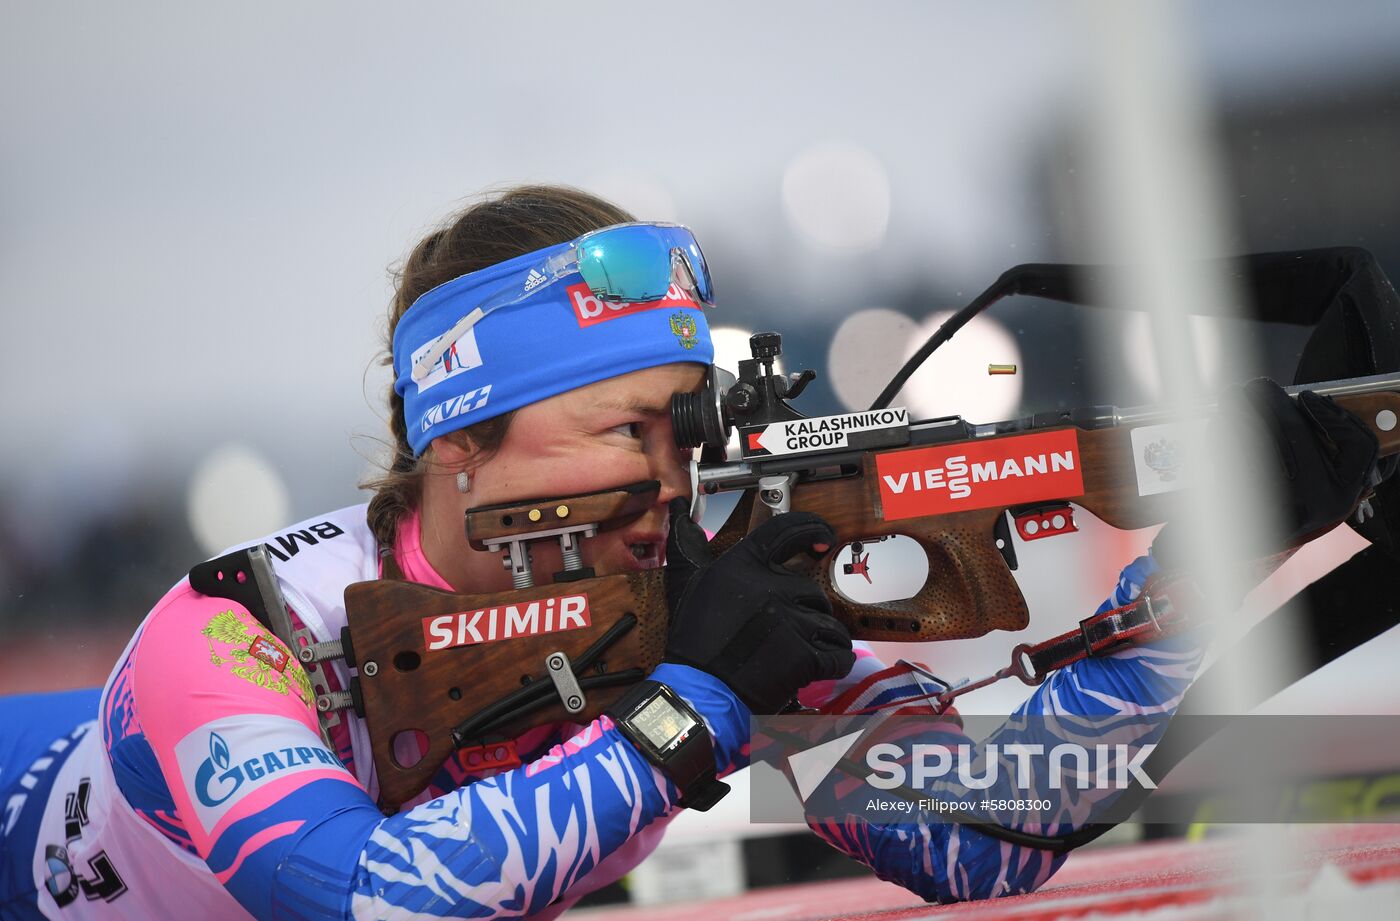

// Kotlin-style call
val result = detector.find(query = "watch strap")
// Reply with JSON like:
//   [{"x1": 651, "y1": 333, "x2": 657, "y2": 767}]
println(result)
[{"x1": 607, "y1": 680, "x2": 730, "y2": 811}]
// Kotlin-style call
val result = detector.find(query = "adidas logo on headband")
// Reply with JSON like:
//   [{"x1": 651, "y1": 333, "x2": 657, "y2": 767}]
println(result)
[{"x1": 523, "y1": 268, "x2": 548, "y2": 292}]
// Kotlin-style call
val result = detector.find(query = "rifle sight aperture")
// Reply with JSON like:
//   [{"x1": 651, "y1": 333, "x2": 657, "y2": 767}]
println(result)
[{"x1": 671, "y1": 332, "x2": 816, "y2": 451}]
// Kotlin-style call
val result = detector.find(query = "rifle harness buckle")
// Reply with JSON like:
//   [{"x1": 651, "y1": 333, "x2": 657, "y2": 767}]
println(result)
[{"x1": 189, "y1": 545, "x2": 353, "y2": 746}]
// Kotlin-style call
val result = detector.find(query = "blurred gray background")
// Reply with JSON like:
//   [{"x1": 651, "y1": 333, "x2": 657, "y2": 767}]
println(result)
[{"x1": 4, "y1": 0, "x2": 1400, "y2": 705}]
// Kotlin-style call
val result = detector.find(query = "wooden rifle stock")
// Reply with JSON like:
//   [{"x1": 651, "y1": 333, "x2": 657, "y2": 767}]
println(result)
[
  {"x1": 343, "y1": 482, "x2": 670, "y2": 812},
  {"x1": 344, "y1": 570, "x2": 668, "y2": 812},
  {"x1": 710, "y1": 378, "x2": 1400, "y2": 642}
]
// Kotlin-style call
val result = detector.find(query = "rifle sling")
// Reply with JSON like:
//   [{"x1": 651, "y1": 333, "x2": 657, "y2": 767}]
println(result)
[
  {"x1": 974, "y1": 543, "x2": 1400, "y2": 852},
  {"x1": 1011, "y1": 579, "x2": 1197, "y2": 684}
]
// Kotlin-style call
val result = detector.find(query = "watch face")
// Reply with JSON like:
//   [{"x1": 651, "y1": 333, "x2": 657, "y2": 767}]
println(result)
[{"x1": 631, "y1": 695, "x2": 698, "y2": 751}]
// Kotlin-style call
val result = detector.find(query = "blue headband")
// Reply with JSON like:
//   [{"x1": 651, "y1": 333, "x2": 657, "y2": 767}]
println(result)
[{"x1": 393, "y1": 241, "x2": 714, "y2": 456}]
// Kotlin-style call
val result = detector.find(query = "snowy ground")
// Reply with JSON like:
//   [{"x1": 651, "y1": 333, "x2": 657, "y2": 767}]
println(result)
[{"x1": 577, "y1": 824, "x2": 1400, "y2": 921}]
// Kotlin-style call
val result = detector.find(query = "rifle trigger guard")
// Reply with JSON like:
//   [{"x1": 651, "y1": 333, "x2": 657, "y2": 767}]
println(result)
[{"x1": 546, "y1": 650, "x2": 586, "y2": 714}]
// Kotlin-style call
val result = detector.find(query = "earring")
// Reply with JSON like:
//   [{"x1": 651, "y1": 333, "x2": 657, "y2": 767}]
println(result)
[{"x1": 456, "y1": 471, "x2": 471, "y2": 494}]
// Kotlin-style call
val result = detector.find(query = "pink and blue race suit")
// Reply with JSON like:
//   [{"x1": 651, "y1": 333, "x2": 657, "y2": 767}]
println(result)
[{"x1": 0, "y1": 505, "x2": 1198, "y2": 918}]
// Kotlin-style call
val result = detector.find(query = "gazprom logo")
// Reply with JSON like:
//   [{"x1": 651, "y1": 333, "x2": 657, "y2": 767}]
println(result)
[
  {"x1": 193, "y1": 731, "x2": 341, "y2": 808},
  {"x1": 194, "y1": 732, "x2": 242, "y2": 808},
  {"x1": 177, "y1": 717, "x2": 344, "y2": 834},
  {"x1": 211, "y1": 732, "x2": 230, "y2": 770}
]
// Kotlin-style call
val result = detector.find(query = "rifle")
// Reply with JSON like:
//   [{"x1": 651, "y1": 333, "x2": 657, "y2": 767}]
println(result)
[{"x1": 331, "y1": 254, "x2": 1400, "y2": 813}]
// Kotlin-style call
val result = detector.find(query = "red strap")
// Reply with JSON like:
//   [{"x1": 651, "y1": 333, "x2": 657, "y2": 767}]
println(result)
[
  {"x1": 1014, "y1": 574, "x2": 1198, "y2": 684},
  {"x1": 928, "y1": 575, "x2": 1201, "y2": 711}
]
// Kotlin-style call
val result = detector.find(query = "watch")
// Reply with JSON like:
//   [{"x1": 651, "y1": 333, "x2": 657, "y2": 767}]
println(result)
[{"x1": 607, "y1": 680, "x2": 730, "y2": 811}]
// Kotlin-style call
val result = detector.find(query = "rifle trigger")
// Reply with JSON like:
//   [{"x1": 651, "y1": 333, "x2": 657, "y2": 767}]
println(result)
[
  {"x1": 993, "y1": 511, "x2": 1019, "y2": 570},
  {"x1": 545, "y1": 651, "x2": 586, "y2": 714}
]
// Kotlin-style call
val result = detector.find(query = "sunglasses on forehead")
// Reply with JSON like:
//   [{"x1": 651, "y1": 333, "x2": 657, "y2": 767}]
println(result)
[{"x1": 411, "y1": 222, "x2": 714, "y2": 384}]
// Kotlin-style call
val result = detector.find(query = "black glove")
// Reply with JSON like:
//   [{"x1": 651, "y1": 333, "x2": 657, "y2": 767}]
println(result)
[
  {"x1": 663, "y1": 497, "x2": 855, "y2": 714},
  {"x1": 1154, "y1": 378, "x2": 1380, "y2": 569}
]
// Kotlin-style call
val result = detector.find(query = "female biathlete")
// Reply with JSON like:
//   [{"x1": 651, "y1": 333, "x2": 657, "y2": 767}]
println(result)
[{"x1": 0, "y1": 186, "x2": 1376, "y2": 919}]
